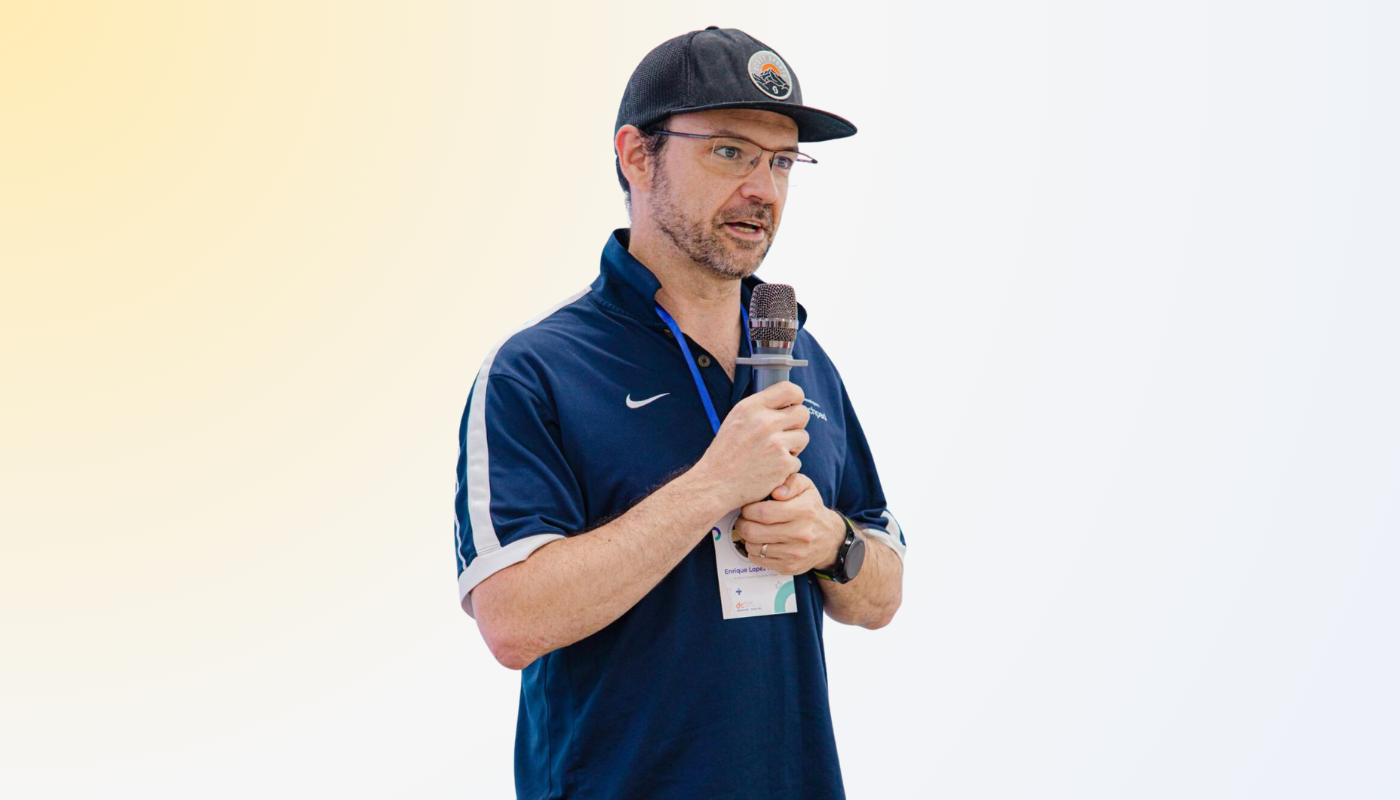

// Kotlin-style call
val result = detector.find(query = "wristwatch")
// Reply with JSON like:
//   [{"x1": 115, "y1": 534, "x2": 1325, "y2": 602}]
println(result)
[{"x1": 812, "y1": 513, "x2": 866, "y2": 584}]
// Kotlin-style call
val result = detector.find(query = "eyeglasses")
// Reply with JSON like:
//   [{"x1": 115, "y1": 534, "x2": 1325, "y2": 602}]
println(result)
[{"x1": 647, "y1": 129, "x2": 817, "y2": 186}]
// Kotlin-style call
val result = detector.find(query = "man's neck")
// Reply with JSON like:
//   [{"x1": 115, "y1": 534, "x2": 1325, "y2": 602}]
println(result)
[{"x1": 627, "y1": 225, "x2": 742, "y2": 338}]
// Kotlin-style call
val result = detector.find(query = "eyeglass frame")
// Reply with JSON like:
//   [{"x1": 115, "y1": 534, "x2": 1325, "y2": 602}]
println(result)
[{"x1": 644, "y1": 128, "x2": 818, "y2": 179}]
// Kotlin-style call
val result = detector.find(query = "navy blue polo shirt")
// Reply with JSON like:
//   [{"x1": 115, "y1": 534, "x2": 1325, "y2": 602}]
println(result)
[{"x1": 454, "y1": 228, "x2": 906, "y2": 800}]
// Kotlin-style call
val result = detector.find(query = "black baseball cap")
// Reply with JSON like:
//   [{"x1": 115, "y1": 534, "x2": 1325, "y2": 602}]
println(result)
[{"x1": 615, "y1": 26, "x2": 858, "y2": 143}]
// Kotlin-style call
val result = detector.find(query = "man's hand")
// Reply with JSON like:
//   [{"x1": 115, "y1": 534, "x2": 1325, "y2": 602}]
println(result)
[
  {"x1": 693, "y1": 381, "x2": 810, "y2": 510},
  {"x1": 733, "y1": 473, "x2": 846, "y2": 576}
]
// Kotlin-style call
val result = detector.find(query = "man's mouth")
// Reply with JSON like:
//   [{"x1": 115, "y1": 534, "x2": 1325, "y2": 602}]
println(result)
[{"x1": 722, "y1": 220, "x2": 766, "y2": 239}]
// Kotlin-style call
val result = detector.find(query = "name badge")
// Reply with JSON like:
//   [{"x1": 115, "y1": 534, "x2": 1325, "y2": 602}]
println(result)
[{"x1": 710, "y1": 508, "x2": 798, "y2": 619}]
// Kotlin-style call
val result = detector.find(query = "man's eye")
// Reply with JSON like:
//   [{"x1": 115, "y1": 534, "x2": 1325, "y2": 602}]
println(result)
[
  {"x1": 715, "y1": 146, "x2": 743, "y2": 160},
  {"x1": 773, "y1": 155, "x2": 796, "y2": 170}
]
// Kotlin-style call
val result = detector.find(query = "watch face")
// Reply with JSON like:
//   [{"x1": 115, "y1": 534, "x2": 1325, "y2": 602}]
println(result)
[{"x1": 842, "y1": 535, "x2": 867, "y2": 581}]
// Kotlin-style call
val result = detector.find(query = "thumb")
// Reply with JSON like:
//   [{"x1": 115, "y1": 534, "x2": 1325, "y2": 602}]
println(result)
[{"x1": 771, "y1": 471, "x2": 806, "y2": 500}]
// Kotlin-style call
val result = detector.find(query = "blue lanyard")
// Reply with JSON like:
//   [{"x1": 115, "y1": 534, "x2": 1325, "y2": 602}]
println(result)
[{"x1": 654, "y1": 302, "x2": 752, "y2": 436}]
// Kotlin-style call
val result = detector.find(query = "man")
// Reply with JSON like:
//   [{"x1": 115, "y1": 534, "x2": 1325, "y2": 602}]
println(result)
[{"x1": 454, "y1": 27, "x2": 906, "y2": 800}]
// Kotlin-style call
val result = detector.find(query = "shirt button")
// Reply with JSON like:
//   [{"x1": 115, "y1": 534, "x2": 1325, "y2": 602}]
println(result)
[{"x1": 697, "y1": 354, "x2": 712, "y2": 368}]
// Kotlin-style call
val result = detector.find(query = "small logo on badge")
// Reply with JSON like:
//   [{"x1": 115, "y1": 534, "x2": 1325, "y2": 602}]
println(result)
[{"x1": 747, "y1": 50, "x2": 793, "y2": 100}]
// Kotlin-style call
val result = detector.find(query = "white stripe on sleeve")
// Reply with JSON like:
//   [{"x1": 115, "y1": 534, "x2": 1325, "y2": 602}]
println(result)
[
  {"x1": 456, "y1": 287, "x2": 590, "y2": 608},
  {"x1": 857, "y1": 510, "x2": 907, "y2": 562}
]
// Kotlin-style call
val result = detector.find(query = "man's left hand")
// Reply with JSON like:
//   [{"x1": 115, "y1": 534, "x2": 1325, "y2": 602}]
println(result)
[{"x1": 734, "y1": 473, "x2": 846, "y2": 576}]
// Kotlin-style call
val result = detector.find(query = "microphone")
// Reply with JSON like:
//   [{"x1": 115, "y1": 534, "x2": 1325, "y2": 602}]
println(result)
[{"x1": 736, "y1": 283, "x2": 808, "y2": 393}]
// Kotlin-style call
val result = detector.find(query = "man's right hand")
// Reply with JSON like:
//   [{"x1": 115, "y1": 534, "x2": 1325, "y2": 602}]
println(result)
[{"x1": 694, "y1": 381, "x2": 810, "y2": 510}]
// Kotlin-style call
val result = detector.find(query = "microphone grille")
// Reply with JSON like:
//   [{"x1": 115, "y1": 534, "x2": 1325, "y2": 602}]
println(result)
[
  {"x1": 750, "y1": 283, "x2": 798, "y2": 343},
  {"x1": 751, "y1": 283, "x2": 797, "y2": 320}
]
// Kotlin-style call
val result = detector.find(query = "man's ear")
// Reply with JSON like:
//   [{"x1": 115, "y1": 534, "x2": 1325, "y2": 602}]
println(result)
[{"x1": 615, "y1": 125, "x2": 654, "y2": 193}]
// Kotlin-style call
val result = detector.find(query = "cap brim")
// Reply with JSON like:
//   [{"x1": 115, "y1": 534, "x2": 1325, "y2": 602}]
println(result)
[{"x1": 657, "y1": 101, "x2": 857, "y2": 142}]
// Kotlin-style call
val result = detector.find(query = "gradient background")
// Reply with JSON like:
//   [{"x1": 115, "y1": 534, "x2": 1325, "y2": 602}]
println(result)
[{"x1": 3, "y1": 2, "x2": 1397, "y2": 798}]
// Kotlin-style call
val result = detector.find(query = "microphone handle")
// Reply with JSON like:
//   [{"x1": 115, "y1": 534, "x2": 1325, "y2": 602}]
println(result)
[
  {"x1": 752, "y1": 364, "x2": 792, "y2": 393},
  {"x1": 752, "y1": 344, "x2": 791, "y2": 393}
]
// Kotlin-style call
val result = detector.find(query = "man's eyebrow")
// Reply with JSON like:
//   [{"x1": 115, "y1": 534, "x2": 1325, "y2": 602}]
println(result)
[{"x1": 710, "y1": 127, "x2": 801, "y2": 152}]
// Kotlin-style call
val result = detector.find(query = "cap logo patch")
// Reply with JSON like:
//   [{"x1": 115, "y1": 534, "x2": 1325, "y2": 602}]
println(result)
[{"x1": 747, "y1": 50, "x2": 793, "y2": 101}]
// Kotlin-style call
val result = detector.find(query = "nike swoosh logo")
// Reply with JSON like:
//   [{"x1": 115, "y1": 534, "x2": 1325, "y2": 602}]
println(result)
[{"x1": 626, "y1": 392, "x2": 670, "y2": 409}]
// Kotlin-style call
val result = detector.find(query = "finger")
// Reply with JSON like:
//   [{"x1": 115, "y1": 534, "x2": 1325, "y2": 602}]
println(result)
[
  {"x1": 742, "y1": 499, "x2": 796, "y2": 527},
  {"x1": 733, "y1": 515, "x2": 800, "y2": 549},
  {"x1": 734, "y1": 518, "x2": 779, "y2": 544},
  {"x1": 780, "y1": 403, "x2": 811, "y2": 431},
  {"x1": 744, "y1": 535, "x2": 793, "y2": 563},
  {"x1": 742, "y1": 494, "x2": 801, "y2": 524},
  {"x1": 778, "y1": 429, "x2": 809, "y2": 457},
  {"x1": 757, "y1": 380, "x2": 804, "y2": 410},
  {"x1": 751, "y1": 541, "x2": 791, "y2": 565},
  {"x1": 771, "y1": 472, "x2": 814, "y2": 500},
  {"x1": 748, "y1": 519, "x2": 805, "y2": 546},
  {"x1": 746, "y1": 542, "x2": 769, "y2": 566}
]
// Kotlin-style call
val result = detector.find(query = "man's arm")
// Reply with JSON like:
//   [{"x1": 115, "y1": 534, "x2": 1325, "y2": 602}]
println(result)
[
  {"x1": 470, "y1": 464, "x2": 729, "y2": 670},
  {"x1": 467, "y1": 381, "x2": 811, "y2": 670},
  {"x1": 813, "y1": 517, "x2": 903, "y2": 629},
  {"x1": 816, "y1": 373, "x2": 904, "y2": 628}
]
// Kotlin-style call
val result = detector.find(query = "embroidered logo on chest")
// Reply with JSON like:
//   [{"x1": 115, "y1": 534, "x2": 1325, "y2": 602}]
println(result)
[{"x1": 626, "y1": 392, "x2": 669, "y2": 409}]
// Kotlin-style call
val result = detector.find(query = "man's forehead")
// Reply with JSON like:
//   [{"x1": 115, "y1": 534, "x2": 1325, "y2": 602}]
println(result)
[{"x1": 669, "y1": 109, "x2": 800, "y2": 148}]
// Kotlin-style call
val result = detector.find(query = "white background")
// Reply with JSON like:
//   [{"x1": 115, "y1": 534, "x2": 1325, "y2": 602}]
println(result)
[{"x1": 3, "y1": 1, "x2": 1397, "y2": 798}]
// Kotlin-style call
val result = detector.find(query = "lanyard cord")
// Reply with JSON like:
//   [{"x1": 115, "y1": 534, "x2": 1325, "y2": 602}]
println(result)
[{"x1": 653, "y1": 302, "x2": 752, "y2": 436}]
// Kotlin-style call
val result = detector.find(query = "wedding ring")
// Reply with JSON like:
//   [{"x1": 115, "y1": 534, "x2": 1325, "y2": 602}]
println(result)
[{"x1": 760, "y1": 544, "x2": 769, "y2": 559}]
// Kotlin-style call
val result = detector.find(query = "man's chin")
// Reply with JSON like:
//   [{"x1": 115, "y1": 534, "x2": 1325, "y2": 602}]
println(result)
[
  {"x1": 682, "y1": 227, "x2": 769, "y2": 279},
  {"x1": 716, "y1": 245, "x2": 767, "y2": 278}
]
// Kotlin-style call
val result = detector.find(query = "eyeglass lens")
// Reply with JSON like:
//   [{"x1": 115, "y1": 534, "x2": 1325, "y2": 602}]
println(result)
[{"x1": 707, "y1": 138, "x2": 806, "y2": 184}]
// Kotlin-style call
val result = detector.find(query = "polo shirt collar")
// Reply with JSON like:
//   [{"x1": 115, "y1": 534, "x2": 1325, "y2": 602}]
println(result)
[{"x1": 593, "y1": 228, "x2": 808, "y2": 330}]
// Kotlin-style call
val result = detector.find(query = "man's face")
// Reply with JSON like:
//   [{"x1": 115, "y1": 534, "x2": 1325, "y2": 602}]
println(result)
[{"x1": 645, "y1": 109, "x2": 799, "y2": 281}]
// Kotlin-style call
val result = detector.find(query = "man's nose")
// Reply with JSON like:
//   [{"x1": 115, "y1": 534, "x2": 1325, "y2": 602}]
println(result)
[{"x1": 738, "y1": 155, "x2": 782, "y2": 205}]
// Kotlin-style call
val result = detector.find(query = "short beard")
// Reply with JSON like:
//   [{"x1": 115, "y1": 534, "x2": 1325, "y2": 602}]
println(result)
[{"x1": 649, "y1": 162, "x2": 772, "y2": 281}]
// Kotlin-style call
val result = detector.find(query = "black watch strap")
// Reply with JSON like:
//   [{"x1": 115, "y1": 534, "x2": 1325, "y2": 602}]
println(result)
[{"x1": 813, "y1": 513, "x2": 861, "y2": 584}]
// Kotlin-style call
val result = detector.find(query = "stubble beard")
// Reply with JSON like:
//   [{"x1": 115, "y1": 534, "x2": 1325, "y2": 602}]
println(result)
[{"x1": 650, "y1": 164, "x2": 773, "y2": 281}]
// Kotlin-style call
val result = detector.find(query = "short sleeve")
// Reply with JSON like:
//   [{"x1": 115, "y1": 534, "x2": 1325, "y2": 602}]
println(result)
[
  {"x1": 454, "y1": 370, "x2": 586, "y2": 618},
  {"x1": 833, "y1": 380, "x2": 906, "y2": 561}
]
